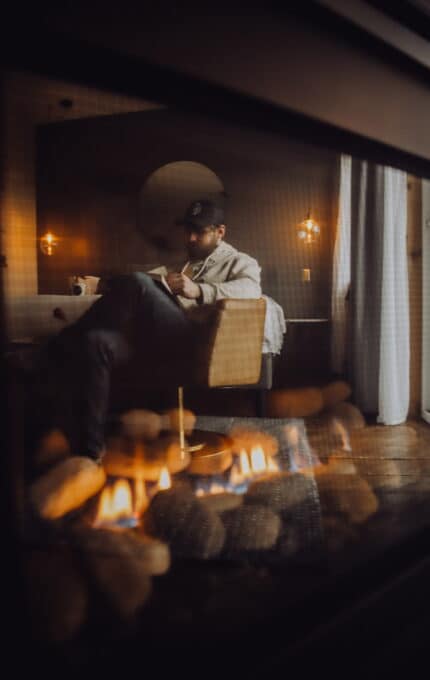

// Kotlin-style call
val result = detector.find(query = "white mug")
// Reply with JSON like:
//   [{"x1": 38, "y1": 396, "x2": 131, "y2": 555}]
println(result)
[
  {"x1": 83, "y1": 276, "x2": 100, "y2": 295},
  {"x1": 69, "y1": 276, "x2": 87, "y2": 295},
  {"x1": 68, "y1": 275, "x2": 100, "y2": 295}
]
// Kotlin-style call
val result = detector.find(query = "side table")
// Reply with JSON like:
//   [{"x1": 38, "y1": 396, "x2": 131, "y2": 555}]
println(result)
[{"x1": 275, "y1": 318, "x2": 331, "y2": 387}]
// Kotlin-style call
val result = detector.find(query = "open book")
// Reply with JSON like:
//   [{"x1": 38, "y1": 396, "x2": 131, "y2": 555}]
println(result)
[{"x1": 146, "y1": 265, "x2": 196, "y2": 310}]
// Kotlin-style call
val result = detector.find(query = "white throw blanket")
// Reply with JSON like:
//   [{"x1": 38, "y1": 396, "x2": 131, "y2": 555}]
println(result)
[{"x1": 262, "y1": 295, "x2": 286, "y2": 355}]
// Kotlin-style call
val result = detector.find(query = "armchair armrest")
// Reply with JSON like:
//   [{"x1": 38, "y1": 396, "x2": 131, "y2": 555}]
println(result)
[{"x1": 196, "y1": 298, "x2": 267, "y2": 387}]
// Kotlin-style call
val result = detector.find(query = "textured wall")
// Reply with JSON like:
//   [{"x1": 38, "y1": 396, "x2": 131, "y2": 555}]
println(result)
[
  {"x1": 1, "y1": 70, "x2": 160, "y2": 306},
  {"x1": 36, "y1": 108, "x2": 339, "y2": 320}
]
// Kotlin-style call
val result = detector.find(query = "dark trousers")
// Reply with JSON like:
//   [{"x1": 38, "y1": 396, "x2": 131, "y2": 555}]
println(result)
[{"x1": 42, "y1": 273, "x2": 194, "y2": 458}]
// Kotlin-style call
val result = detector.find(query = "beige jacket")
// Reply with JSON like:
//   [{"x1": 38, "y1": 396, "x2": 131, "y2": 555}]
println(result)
[{"x1": 177, "y1": 240, "x2": 262, "y2": 309}]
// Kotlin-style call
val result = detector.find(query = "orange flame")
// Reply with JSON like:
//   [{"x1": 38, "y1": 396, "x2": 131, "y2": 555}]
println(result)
[
  {"x1": 228, "y1": 446, "x2": 280, "y2": 488},
  {"x1": 94, "y1": 479, "x2": 134, "y2": 526},
  {"x1": 134, "y1": 475, "x2": 149, "y2": 515}
]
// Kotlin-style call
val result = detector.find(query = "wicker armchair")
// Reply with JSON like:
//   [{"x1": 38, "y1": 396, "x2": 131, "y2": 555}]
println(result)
[{"x1": 5, "y1": 295, "x2": 272, "y2": 415}]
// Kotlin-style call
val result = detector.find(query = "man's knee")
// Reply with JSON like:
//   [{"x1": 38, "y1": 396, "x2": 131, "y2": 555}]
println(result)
[
  {"x1": 104, "y1": 271, "x2": 153, "y2": 296},
  {"x1": 128, "y1": 271, "x2": 155, "y2": 292},
  {"x1": 84, "y1": 329, "x2": 130, "y2": 365}
]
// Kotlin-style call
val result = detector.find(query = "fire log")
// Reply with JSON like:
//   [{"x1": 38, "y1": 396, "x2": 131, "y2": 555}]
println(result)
[
  {"x1": 144, "y1": 486, "x2": 225, "y2": 559},
  {"x1": 222, "y1": 505, "x2": 281, "y2": 553},
  {"x1": 29, "y1": 456, "x2": 106, "y2": 520}
]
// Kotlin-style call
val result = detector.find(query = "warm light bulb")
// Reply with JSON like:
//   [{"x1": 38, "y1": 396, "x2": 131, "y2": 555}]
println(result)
[
  {"x1": 297, "y1": 214, "x2": 320, "y2": 244},
  {"x1": 40, "y1": 232, "x2": 58, "y2": 256}
]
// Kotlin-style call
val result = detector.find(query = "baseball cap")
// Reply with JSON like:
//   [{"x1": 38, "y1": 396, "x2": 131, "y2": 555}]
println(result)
[{"x1": 176, "y1": 199, "x2": 225, "y2": 230}]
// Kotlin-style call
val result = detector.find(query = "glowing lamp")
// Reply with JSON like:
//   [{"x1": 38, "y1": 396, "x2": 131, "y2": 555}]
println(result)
[
  {"x1": 297, "y1": 212, "x2": 320, "y2": 244},
  {"x1": 40, "y1": 232, "x2": 59, "y2": 256}
]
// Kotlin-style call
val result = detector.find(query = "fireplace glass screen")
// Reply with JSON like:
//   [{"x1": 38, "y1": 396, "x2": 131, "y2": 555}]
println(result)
[{"x1": 2, "y1": 66, "x2": 430, "y2": 675}]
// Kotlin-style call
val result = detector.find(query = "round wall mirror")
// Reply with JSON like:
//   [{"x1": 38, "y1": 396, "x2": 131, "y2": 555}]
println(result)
[{"x1": 138, "y1": 161, "x2": 225, "y2": 257}]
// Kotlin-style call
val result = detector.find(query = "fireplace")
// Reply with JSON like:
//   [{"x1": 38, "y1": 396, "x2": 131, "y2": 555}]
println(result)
[
  {"x1": 3, "y1": 5, "x2": 430, "y2": 676},
  {"x1": 11, "y1": 396, "x2": 430, "y2": 677}
]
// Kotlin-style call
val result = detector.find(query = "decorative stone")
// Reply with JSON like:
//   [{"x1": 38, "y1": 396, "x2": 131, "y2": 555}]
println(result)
[
  {"x1": 222, "y1": 505, "x2": 281, "y2": 553},
  {"x1": 328, "y1": 402, "x2": 366, "y2": 431},
  {"x1": 304, "y1": 415, "x2": 336, "y2": 462},
  {"x1": 323, "y1": 456, "x2": 358, "y2": 475},
  {"x1": 30, "y1": 456, "x2": 106, "y2": 520},
  {"x1": 267, "y1": 387, "x2": 324, "y2": 418},
  {"x1": 199, "y1": 492, "x2": 243, "y2": 514},
  {"x1": 245, "y1": 472, "x2": 316, "y2": 512},
  {"x1": 144, "y1": 486, "x2": 225, "y2": 559},
  {"x1": 315, "y1": 473, "x2": 378, "y2": 524},
  {"x1": 71, "y1": 527, "x2": 170, "y2": 575},
  {"x1": 87, "y1": 553, "x2": 152, "y2": 620},
  {"x1": 161, "y1": 408, "x2": 196, "y2": 434},
  {"x1": 321, "y1": 381, "x2": 352, "y2": 409},
  {"x1": 103, "y1": 435, "x2": 190, "y2": 481},
  {"x1": 120, "y1": 409, "x2": 162, "y2": 440}
]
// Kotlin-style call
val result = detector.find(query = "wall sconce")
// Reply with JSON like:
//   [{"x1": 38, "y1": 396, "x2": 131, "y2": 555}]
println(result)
[
  {"x1": 40, "y1": 232, "x2": 59, "y2": 256},
  {"x1": 297, "y1": 211, "x2": 320, "y2": 244}
]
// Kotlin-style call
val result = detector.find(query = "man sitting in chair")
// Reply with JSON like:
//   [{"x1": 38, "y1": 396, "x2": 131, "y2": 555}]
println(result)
[{"x1": 38, "y1": 199, "x2": 263, "y2": 461}]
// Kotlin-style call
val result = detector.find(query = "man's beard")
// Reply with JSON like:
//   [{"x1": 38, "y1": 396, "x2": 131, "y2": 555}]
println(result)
[{"x1": 187, "y1": 241, "x2": 218, "y2": 260}]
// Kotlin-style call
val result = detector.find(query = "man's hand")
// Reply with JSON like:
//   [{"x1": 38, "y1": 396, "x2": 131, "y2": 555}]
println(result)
[{"x1": 165, "y1": 272, "x2": 201, "y2": 299}]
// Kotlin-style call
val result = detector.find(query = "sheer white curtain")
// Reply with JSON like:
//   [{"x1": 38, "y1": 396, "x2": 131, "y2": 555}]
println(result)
[
  {"x1": 331, "y1": 155, "x2": 351, "y2": 374},
  {"x1": 378, "y1": 168, "x2": 409, "y2": 424},
  {"x1": 332, "y1": 157, "x2": 409, "y2": 424}
]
